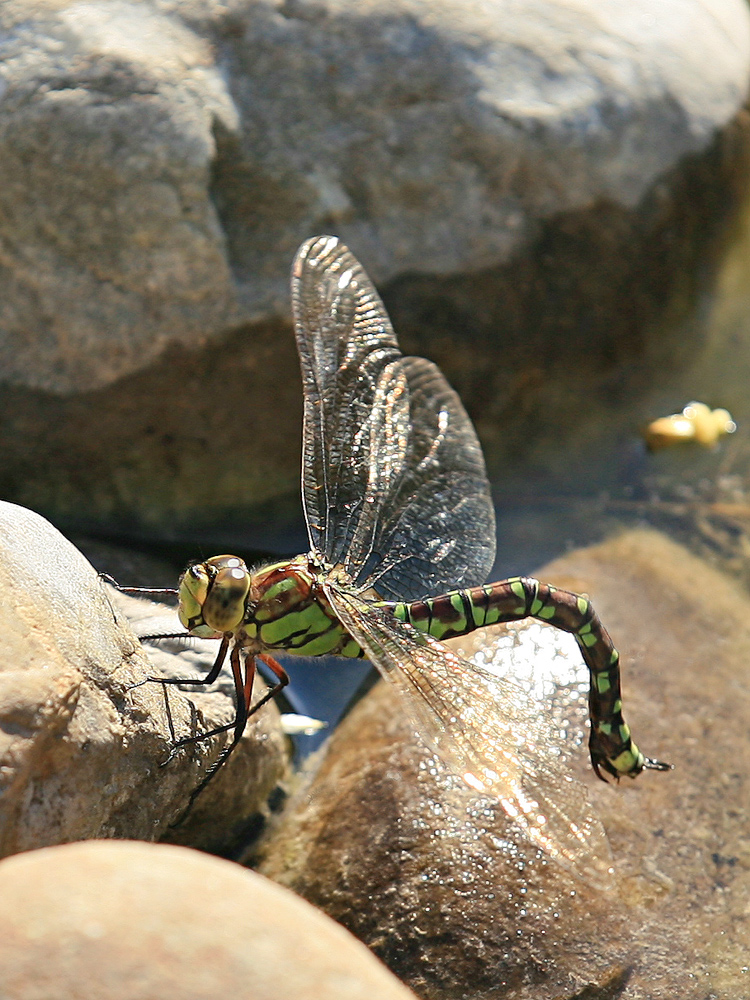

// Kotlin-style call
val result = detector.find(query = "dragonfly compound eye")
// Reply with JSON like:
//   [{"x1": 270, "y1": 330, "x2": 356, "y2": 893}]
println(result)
[
  {"x1": 200, "y1": 558, "x2": 251, "y2": 633},
  {"x1": 201, "y1": 568, "x2": 251, "y2": 632},
  {"x1": 178, "y1": 556, "x2": 251, "y2": 634},
  {"x1": 177, "y1": 563, "x2": 212, "y2": 632}
]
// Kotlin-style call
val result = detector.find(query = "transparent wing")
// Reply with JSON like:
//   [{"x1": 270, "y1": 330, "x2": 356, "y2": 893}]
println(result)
[
  {"x1": 291, "y1": 236, "x2": 495, "y2": 601},
  {"x1": 326, "y1": 584, "x2": 614, "y2": 889}
]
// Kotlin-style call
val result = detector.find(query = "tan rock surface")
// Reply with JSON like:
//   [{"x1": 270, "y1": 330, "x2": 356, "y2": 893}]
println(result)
[
  {"x1": 0, "y1": 839, "x2": 419, "y2": 1000},
  {"x1": 0, "y1": 501, "x2": 288, "y2": 857}
]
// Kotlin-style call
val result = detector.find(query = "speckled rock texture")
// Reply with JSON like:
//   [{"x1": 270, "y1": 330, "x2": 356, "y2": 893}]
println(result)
[
  {"x1": 1, "y1": 0, "x2": 747, "y2": 395},
  {"x1": 0, "y1": 840, "x2": 420, "y2": 1000},
  {"x1": 0, "y1": 500, "x2": 288, "y2": 857}
]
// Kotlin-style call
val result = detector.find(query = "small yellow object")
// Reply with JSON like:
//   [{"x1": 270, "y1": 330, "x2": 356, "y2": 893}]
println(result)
[{"x1": 644, "y1": 402, "x2": 737, "y2": 450}]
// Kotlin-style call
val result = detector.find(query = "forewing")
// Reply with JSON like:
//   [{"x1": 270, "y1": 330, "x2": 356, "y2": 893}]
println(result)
[
  {"x1": 326, "y1": 584, "x2": 614, "y2": 889},
  {"x1": 291, "y1": 236, "x2": 495, "y2": 601}
]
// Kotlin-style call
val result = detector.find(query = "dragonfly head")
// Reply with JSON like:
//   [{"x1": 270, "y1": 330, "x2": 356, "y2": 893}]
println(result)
[{"x1": 178, "y1": 555, "x2": 251, "y2": 636}]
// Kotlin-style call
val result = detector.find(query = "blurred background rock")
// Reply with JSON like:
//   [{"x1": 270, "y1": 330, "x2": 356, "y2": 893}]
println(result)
[{"x1": 1, "y1": 0, "x2": 750, "y2": 570}]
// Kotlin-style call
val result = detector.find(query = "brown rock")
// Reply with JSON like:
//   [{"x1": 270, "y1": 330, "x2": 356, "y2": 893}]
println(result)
[
  {"x1": 258, "y1": 529, "x2": 750, "y2": 999},
  {"x1": 0, "y1": 839, "x2": 419, "y2": 1000}
]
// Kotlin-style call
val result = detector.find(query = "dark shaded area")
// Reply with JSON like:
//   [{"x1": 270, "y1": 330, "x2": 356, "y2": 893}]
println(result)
[
  {"x1": 210, "y1": 118, "x2": 311, "y2": 287},
  {"x1": 384, "y1": 111, "x2": 750, "y2": 495},
  {"x1": 0, "y1": 319, "x2": 305, "y2": 548}
]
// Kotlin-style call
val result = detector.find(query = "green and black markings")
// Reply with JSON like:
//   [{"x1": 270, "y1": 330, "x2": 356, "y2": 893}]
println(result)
[
  {"x1": 130, "y1": 236, "x2": 670, "y2": 865},
  {"x1": 391, "y1": 576, "x2": 662, "y2": 782}
]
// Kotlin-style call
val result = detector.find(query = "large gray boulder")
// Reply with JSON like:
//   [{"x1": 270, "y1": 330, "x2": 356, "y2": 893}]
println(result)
[
  {"x1": 2, "y1": 0, "x2": 748, "y2": 394},
  {"x1": 1, "y1": 0, "x2": 748, "y2": 540}
]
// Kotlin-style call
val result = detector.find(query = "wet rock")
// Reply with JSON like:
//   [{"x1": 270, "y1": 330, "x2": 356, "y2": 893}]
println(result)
[
  {"x1": 1, "y1": 0, "x2": 749, "y2": 541},
  {"x1": 258, "y1": 529, "x2": 750, "y2": 999},
  {"x1": 0, "y1": 500, "x2": 288, "y2": 857},
  {"x1": 0, "y1": 839, "x2": 419, "y2": 1000}
]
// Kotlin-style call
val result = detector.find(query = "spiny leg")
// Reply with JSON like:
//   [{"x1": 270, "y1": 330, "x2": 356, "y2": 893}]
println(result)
[
  {"x1": 131, "y1": 630, "x2": 290, "y2": 806},
  {"x1": 169, "y1": 651, "x2": 291, "y2": 750},
  {"x1": 98, "y1": 573, "x2": 179, "y2": 622},
  {"x1": 98, "y1": 573, "x2": 179, "y2": 627},
  {"x1": 135, "y1": 634, "x2": 231, "y2": 693},
  {"x1": 124, "y1": 633, "x2": 229, "y2": 755},
  {"x1": 174, "y1": 643, "x2": 250, "y2": 819},
  {"x1": 173, "y1": 651, "x2": 290, "y2": 822},
  {"x1": 128, "y1": 635, "x2": 232, "y2": 762},
  {"x1": 393, "y1": 577, "x2": 671, "y2": 781},
  {"x1": 131, "y1": 631, "x2": 274, "y2": 782}
]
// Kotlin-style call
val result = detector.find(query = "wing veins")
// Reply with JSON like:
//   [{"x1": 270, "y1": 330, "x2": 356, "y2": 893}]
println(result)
[
  {"x1": 325, "y1": 584, "x2": 614, "y2": 888},
  {"x1": 291, "y1": 237, "x2": 495, "y2": 601}
]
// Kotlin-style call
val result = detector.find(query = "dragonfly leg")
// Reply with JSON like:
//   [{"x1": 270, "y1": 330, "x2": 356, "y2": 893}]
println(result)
[
  {"x1": 132, "y1": 633, "x2": 231, "y2": 757},
  {"x1": 171, "y1": 651, "x2": 290, "y2": 821},
  {"x1": 394, "y1": 577, "x2": 671, "y2": 782},
  {"x1": 129, "y1": 636, "x2": 233, "y2": 766},
  {"x1": 169, "y1": 642, "x2": 249, "y2": 752},
  {"x1": 253, "y1": 653, "x2": 291, "y2": 713},
  {"x1": 133, "y1": 635, "x2": 231, "y2": 693}
]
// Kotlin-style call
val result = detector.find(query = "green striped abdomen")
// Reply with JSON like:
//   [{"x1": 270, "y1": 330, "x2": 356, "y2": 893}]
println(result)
[{"x1": 391, "y1": 576, "x2": 646, "y2": 782}]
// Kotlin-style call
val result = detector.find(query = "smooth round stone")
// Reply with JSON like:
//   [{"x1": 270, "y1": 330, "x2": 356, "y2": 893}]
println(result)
[{"x1": 0, "y1": 840, "x2": 419, "y2": 1000}]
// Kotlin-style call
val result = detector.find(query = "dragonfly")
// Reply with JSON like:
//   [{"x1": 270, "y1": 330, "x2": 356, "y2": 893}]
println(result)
[{"x1": 134, "y1": 235, "x2": 669, "y2": 884}]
